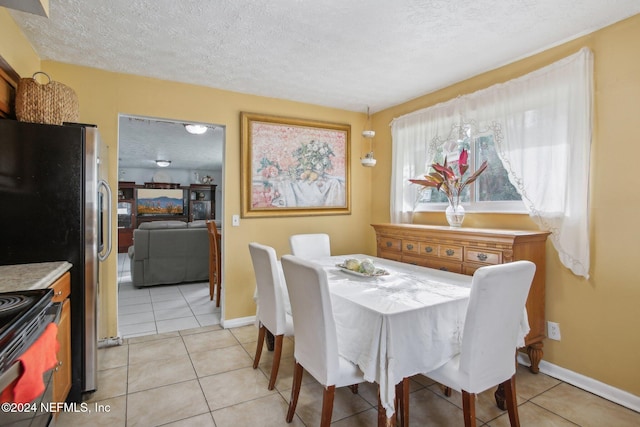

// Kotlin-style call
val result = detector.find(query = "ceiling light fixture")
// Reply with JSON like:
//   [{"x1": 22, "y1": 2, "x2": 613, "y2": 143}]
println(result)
[
  {"x1": 361, "y1": 107, "x2": 377, "y2": 167},
  {"x1": 155, "y1": 160, "x2": 171, "y2": 167},
  {"x1": 184, "y1": 124, "x2": 208, "y2": 135}
]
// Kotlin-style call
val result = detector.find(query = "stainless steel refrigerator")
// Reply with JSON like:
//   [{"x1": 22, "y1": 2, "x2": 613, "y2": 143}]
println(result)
[{"x1": 0, "y1": 119, "x2": 112, "y2": 402}]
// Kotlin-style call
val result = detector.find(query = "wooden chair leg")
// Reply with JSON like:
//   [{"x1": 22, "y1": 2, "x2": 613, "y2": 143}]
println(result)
[
  {"x1": 378, "y1": 387, "x2": 398, "y2": 427},
  {"x1": 348, "y1": 384, "x2": 359, "y2": 394},
  {"x1": 268, "y1": 334, "x2": 284, "y2": 390},
  {"x1": 461, "y1": 391, "x2": 477, "y2": 427},
  {"x1": 320, "y1": 385, "x2": 336, "y2": 427},
  {"x1": 286, "y1": 362, "x2": 304, "y2": 422},
  {"x1": 503, "y1": 375, "x2": 520, "y2": 427},
  {"x1": 444, "y1": 386, "x2": 452, "y2": 397},
  {"x1": 215, "y1": 278, "x2": 221, "y2": 307},
  {"x1": 253, "y1": 324, "x2": 265, "y2": 369},
  {"x1": 395, "y1": 377, "x2": 409, "y2": 427},
  {"x1": 209, "y1": 276, "x2": 214, "y2": 301}
]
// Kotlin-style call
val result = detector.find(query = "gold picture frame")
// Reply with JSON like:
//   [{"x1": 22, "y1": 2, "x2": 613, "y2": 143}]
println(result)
[{"x1": 240, "y1": 112, "x2": 351, "y2": 218}]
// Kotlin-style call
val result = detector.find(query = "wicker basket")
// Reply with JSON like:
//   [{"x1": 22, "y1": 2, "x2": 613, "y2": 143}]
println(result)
[{"x1": 15, "y1": 72, "x2": 79, "y2": 125}]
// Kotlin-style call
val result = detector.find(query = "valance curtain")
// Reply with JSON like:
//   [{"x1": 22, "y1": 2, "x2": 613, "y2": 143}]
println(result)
[{"x1": 390, "y1": 48, "x2": 593, "y2": 278}]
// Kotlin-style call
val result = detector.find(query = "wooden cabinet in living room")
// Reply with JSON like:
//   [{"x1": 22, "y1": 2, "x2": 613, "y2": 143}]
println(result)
[
  {"x1": 49, "y1": 272, "x2": 71, "y2": 409},
  {"x1": 189, "y1": 184, "x2": 216, "y2": 221},
  {"x1": 117, "y1": 181, "x2": 137, "y2": 253}
]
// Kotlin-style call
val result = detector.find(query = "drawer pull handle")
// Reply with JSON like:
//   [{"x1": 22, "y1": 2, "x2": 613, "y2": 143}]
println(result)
[
  {"x1": 406, "y1": 244, "x2": 414, "y2": 250},
  {"x1": 56, "y1": 290, "x2": 63, "y2": 296},
  {"x1": 425, "y1": 246, "x2": 433, "y2": 253},
  {"x1": 445, "y1": 249, "x2": 454, "y2": 256},
  {"x1": 386, "y1": 241, "x2": 393, "y2": 247},
  {"x1": 439, "y1": 267, "x2": 448, "y2": 271},
  {"x1": 477, "y1": 253, "x2": 488, "y2": 262}
]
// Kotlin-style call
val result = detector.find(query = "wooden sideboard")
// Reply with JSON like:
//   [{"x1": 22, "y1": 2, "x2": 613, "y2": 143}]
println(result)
[{"x1": 372, "y1": 223, "x2": 550, "y2": 373}]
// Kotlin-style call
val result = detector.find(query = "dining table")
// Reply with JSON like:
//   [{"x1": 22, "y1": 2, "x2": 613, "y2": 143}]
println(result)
[{"x1": 309, "y1": 254, "x2": 529, "y2": 427}]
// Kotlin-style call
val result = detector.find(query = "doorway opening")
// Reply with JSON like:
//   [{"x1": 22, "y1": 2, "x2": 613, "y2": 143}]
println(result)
[{"x1": 115, "y1": 114, "x2": 225, "y2": 339}]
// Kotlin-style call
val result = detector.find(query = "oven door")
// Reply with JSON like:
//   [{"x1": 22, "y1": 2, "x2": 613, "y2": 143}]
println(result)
[{"x1": 0, "y1": 303, "x2": 62, "y2": 427}]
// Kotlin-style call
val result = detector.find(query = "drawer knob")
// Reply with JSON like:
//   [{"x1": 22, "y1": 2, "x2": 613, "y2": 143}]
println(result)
[
  {"x1": 445, "y1": 249, "x2": 454, "y2": 256},
  {"x1": 439, "y1": 266, "x2": 449, "y2": 271},
  {"x1": 477, "y1": 253, "x2": 488, "y2": 262},
  {"x1": 56, "y1": 291, "x2": 63, "y2": 296},
  {"x1": 406, "y1": 244, "x2": 414, "y2": 250},
  {"x1": 425, "y1": 246, "x2": 433, "y2": 253},
  {"x1": 386, "y1": 241, "x2": 392, "y2": 247}
]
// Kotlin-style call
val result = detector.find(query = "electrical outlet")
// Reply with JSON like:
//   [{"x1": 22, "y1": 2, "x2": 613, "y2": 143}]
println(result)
[
  {"x1": 547, "y1": 321, "x2": 561, "y2": 341},
  {"x1": 232, "y1": 214, "x2": 240, "y2": 227}
]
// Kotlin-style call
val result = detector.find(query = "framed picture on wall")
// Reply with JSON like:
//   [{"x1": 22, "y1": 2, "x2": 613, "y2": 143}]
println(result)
[{"x1": 240, "y1": 112, "x2": 351, "y2": 218}]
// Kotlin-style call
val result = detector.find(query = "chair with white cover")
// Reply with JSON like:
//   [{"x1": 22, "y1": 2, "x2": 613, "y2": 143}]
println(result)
[
  {"x1": 249, "y1": 243, "x2": 294, "y2": 390},
  {"x1": 423, "y1": 260, "x2": 536, "y2": 427},
  {"x1": 289, "y1": 233, "x2": 331, "y2": 260},
  {"x1": 281, "y1": 254, "x2": 365, "y2": 426}
]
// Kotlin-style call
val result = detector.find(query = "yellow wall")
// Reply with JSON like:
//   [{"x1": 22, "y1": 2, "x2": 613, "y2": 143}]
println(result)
[
  {"x1": 0, "y1": 9, "x2": 39, "y2": 75},
  {"x1": 28, "y1": 62, "x2": 371, "y2": 340},
  {"x1": 2, "y1": 6, "x2": 639, "y2": 398},
  {"x1": 371, "y1": 14, "x2": 640, "y2": 396}
]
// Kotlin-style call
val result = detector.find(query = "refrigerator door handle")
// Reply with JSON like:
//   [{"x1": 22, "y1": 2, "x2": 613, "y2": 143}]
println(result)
[{"x1": 98, "y1": 179, "x2": 113, "y2": 261}]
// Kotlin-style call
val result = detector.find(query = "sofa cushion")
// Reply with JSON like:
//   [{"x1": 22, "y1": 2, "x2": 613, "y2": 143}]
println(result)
[
  {"x1": 130, "y1": 226, "x2": 209, "y2": 287},
  {"x1": 138, "y1": 220, "x2": 187, "y2": 230},
  {"x1": 188, "y1": 220, "x2": 208, "y2": 228}
]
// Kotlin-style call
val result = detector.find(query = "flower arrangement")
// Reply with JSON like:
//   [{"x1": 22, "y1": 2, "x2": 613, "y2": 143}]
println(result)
[
  {"x1": 409, "y1": 149, "x2": 488, "y2": 208},
  {"x1": 292, "y1": 139, "x2": 334, "y2": 182}
]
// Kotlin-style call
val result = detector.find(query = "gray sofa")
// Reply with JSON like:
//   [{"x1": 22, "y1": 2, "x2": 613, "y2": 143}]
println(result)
[{"x1": 128, "y1": 220, "x2": 211, "y2": 287}]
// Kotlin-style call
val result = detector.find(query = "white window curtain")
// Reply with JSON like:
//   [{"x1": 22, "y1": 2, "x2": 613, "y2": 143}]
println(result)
[{"x1": 390, "y1": 48, "x2": 593, "y2": 278}]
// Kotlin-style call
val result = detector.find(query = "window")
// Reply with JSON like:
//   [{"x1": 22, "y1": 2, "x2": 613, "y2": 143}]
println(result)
[
  {"x1": 414, "y1": 124, "x2": 524, "y2": 212},
  {"x1": 390, "y1": 48, "x2": 592, "y2": 278}
]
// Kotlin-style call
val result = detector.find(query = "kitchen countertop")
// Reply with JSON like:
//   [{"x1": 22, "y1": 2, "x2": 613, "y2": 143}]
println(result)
[{"x1": 0, "y1": 261, "x2": 72, "y2": 292}]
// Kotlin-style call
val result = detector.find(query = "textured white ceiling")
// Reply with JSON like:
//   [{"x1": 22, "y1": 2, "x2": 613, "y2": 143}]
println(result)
[
  {"x1": 117, "y1": 115, "x2": 223, "y2": 171},
  {"x1": 9, "y1": 0, "x2": 640, "y2": 114},
  {"x1": 7, "y1": 1, "x2": 640, "y2": 171}
]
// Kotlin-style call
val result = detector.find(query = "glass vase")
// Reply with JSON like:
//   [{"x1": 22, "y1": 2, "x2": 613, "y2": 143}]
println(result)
[{"x1": 445, "y1": 202, "x2": 465, "y2": 227}]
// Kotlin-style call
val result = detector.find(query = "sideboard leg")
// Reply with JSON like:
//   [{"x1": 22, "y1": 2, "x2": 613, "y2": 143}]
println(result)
[{"x1": 527, "y1": 342, "x2": 543, "y2": 374}]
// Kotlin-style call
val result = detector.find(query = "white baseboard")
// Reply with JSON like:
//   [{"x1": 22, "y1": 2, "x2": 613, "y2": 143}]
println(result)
[
  {"x1": 517, "y1": 353, "x2": 640, "y2": 413},
  {"x1": 222, "y1": 315, "x2": 256, "y2": 329}
]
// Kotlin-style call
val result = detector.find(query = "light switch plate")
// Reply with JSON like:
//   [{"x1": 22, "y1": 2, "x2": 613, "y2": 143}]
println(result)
[{"x1": 232, "y1": 214, "x2": 240, "y2": 226}]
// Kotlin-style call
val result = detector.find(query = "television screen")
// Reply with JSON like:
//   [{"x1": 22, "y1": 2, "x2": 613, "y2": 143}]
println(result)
[{"x1": 137, "y1": 188, "x2": 184, "y2": 215}]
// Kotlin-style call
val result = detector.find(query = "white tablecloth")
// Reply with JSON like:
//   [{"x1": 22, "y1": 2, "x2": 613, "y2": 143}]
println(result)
[{"x1": 313, "y1": 255, "x2": 529, "y2": 418}]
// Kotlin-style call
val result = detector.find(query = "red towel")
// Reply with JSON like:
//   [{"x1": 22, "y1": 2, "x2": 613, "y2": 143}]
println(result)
[{"x1": 1, "y1": 323, "x2": 60, "y2": 404}]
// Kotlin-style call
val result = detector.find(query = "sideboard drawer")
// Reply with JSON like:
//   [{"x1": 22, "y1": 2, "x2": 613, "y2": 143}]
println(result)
[
  {"x1": 438, "y1": 244, "x2": 463, "y2": 261},
  {"x1": 378, "y1": 237, "x2": 401, "y2": 252},
  {"x1": 424, "y1": 258, "x2": 463, "y2": 273},
  {"x1": 419, "y1": 242, "x2": 438, "y2": 256},
  {"x1": 465, "y1": 247, "x2": 502, "y2": 265},
  {"x1": 402, "y1": 240, "x2": 420, "y2": 254},
  {"x1": 379, "y1": 250, "x2": 402, "y2": 262},
  {"x1": 402, "y1": 253, "x2": 429, "y2": 267}
]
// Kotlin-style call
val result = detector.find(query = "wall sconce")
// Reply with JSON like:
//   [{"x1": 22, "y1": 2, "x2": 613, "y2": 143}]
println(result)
[
  {"x1": 155, "y1": 160, "x2": 171, "y2": 167},
  {"x1": 184, "y1": 124, "x2": 208, "y2": 135},
  {"x1": 361, "y1": 107, "x2": 376, "y2": 167}
]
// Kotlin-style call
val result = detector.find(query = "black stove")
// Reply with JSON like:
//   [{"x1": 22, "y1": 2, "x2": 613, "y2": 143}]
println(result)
[{"x1": 0, "y1": 289, "x2": 54, "y2": 373}]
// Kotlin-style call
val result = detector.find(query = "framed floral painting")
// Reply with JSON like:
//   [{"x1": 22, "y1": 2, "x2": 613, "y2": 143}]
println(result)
[{"x1": 240, "y1": 112, "x2": 351, "y2": 217}]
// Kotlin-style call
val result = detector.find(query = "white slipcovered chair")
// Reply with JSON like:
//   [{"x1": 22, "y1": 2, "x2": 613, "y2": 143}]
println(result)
[
  {"x1": 249, "y1": 243, "x2": 294, "y2": 390},
  {"x1": 289, "y1": 233, "x2": 331, "y2": 260},
  {"x1": 281, "y1": 254, "x2": 365, "y2": 426},
  {"x1": 424, "y1": 260, "x2": 536, "y2": 427}
]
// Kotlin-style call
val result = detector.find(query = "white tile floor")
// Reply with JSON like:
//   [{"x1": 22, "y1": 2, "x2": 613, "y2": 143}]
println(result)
[{"x1": 117, "y1": 253, "x2": 221, "y2": 339}]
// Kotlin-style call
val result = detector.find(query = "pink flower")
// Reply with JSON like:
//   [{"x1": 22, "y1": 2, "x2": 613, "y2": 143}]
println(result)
[{"x1": 409, "y1": 149, "x2": 488, "y2": 206}]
